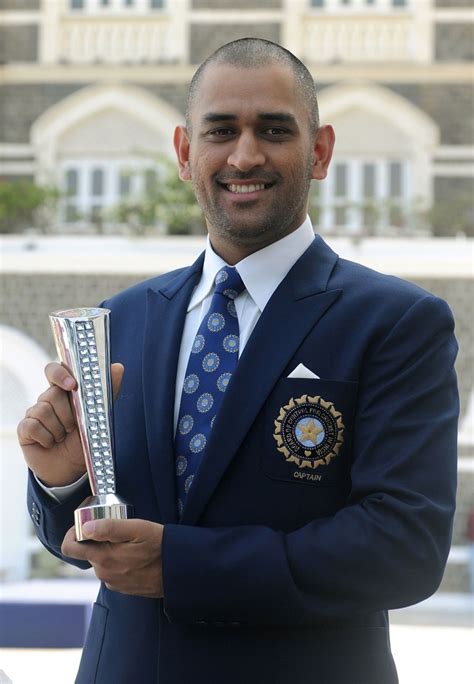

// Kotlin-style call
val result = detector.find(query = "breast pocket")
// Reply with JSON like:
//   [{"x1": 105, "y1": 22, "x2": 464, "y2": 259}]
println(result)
[{"x1": 262, "y1": 377, "x2": 358, "y2": 488}]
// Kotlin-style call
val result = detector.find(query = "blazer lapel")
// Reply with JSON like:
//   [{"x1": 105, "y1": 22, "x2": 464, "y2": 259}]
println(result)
[
  {"x1": 182, "y1": 236, "x2": 342, "y2": 524},
  {"x1": 143, "y1": 254, "x2": 204, "y2": 523}
]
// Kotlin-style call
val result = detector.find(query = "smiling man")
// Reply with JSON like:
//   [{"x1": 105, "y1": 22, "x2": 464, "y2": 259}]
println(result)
[
  {"x1": 19, "y1": 39, "x2": 458, "y2": 684},
  {"x1": 174, "y1": 53, "x2": 331, "y2": 262}
]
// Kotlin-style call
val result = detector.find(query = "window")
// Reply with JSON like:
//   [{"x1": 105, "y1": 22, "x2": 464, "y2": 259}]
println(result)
[
  {"x1": 119, "y1": 171, "x2": 132, "y2": 197},
  {"x1": 310, "y1": 0, "x2": 409, "y2": 9},
  {"x1": 60, "y1": 160, "x2": 158, "y2": 226},
  {"x1": 69, "y1": 0, "x2": 165, "y2": 11},
  {"x1": 64, "y1": 169, "x2": 80, "y2": 223},
  {"x1": 313, "y1": 158, "x2": 411, "y2": 234}
]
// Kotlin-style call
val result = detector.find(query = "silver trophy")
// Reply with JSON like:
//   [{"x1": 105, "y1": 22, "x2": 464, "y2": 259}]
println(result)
[{"x1": 49, "y1": 307, "x2": 132, "y2": 541}]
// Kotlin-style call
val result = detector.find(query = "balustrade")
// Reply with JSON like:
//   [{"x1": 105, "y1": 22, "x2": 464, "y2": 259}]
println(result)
[
  {"x1": 302, "y1": 16, "x2": 417, "y2": 63},
  {"x1": 58, "y1": 17, "x2": 177, "y2": 64}
]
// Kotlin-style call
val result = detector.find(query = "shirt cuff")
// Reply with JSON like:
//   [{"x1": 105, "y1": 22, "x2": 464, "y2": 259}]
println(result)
[{"x1": 34, "y1": 472, "x2": 88, "y2": 503}]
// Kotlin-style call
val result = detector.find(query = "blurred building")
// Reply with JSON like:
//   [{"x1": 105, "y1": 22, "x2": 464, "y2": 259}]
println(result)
[
  {"x1": 0, "y1": 0, "x2": 473, "y2": 235},
  {"x1": 0, "y1": 1, "x2": 473, "y2": 591}
]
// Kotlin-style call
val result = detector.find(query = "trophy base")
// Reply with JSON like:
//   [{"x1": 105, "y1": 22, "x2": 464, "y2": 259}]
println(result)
[{"x1": 75, "y1": 494, "x2": 133, "y2": 542}]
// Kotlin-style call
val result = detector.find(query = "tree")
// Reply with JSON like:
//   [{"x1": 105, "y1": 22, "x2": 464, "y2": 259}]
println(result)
[
  {"x1": 0, "y1": 180, "x2": 59, "y2": 234},
  {"x1": 424, "y1": 194, "x2": 474, "y2": 238},
  {"x1": 114, "y1": 156, "x2": 205, "y2": 236}
]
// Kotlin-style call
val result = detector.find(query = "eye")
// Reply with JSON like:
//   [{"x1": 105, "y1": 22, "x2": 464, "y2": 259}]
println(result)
[
  {"x1": 207, "y1": 128, "x2": 235, "y2": 138},
  {"x1": 263, "y1": 127, "x2": 291, "y2": 138}
]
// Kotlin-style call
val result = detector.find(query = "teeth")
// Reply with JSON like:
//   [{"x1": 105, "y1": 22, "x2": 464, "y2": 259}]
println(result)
[{"x1": 227, "y1": 184, "x2": 265, "y2": 194}]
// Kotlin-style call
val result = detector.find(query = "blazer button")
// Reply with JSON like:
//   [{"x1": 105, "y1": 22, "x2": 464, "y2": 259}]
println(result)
[{"x1": 31, "y1": 503, "x2": 41, "y2": 526}]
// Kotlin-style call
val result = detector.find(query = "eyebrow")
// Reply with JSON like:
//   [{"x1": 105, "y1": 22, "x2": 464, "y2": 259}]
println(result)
[{"x1": 201, "y1": 112, "x2": 298, "y2": 125}]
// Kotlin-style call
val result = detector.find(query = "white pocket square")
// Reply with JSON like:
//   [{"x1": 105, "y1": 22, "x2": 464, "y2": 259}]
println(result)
[{"x1": 287, "y1": 363, "x2": 320, "y2": 380}]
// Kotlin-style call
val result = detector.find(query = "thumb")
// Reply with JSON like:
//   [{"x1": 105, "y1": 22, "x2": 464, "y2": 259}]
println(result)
[
  {"x1": 81, "y1": 518, "x2": 140, "y2": 543},
  {"x1": 111, "y1": 363, "x2": 124, "y2": 401}
]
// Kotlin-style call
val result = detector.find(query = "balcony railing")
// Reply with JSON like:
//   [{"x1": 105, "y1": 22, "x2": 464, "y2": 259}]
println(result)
[
  {"x1": 57, "y1": 16, "x2": 178, "y2": 64},
  {"x1": 301, "y1": 15, "x2": 419, "y2": 64}
]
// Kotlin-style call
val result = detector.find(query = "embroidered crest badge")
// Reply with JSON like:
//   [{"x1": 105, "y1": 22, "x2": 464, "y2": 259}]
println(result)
[{"x1": 273, "y1": 394, "x2": 344, "y2": 469}]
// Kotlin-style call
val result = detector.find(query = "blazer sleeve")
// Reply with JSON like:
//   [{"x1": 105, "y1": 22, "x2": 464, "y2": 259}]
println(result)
[
  {"x1": 162, "y1": 294, "x2": 459, "y2": 626},
  {"x1": 27, "y1": 470, "x2": 92, "y2": 570}
]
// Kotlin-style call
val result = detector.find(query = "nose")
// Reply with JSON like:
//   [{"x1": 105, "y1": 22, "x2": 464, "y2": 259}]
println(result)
[{"x1": 227, "y1": 132, "x2": 265, "y2": 172}]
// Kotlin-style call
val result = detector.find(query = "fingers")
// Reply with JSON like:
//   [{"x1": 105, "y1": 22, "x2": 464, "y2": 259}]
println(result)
[
  {"x1": 44, "y1": 362, "x2": 77, "y2": 391},
  {"x1": 18, "y1": 385, "x2": 76, "y2": 447},
  {"x1": 81, "y1": 518, "x2": 154, "y2": 544},
  {"x1": 45, "y1": 361, "x2": 124, "y2": 399},
  {"x1": 40, "y1": 385, "x2": 76, "y2": 433},
  {"x1": 18, "y1": 417, "x2": 56, "y2": 448},
  {"x1": 61, "y1": 520, "x2": 164, "y2": 598},
  {"x1": 18, "y1": 361, "x2": 124, "y2": 450},
  {"x1": 111, "y1": 363, "x2": 124, "y2": 401},
  {"x1": 61, "y1": 521, "x2": 136, "y2": 560},
  {"x1": 82, "y1": 519, "x2": 139, "y2": 543},
  {"x1": 61, "y1": 526, "x2": 92, "y2": 561},
  {"x1": 38, "y1": 385, "x2": 76, "y2": 432},
  {"x1": 61, "y1": 525, "x2": 79, "y2": 553},
  {"x1": 61, "y1": 526, "x2": 111, "y2": 565}
]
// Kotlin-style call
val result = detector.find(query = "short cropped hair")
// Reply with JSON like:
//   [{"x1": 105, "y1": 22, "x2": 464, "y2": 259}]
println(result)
[{"x1": 186, "y1": 38, "x2": 320, "y2": 134}]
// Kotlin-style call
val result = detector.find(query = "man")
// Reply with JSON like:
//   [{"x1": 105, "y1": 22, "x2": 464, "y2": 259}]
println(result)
[{"x1": 18, "y1": 39, "x2": 458, "y2": 684}]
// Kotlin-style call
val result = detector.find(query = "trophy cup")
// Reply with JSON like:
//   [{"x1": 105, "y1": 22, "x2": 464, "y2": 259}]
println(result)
[{"x1": 49, "y1": 307, "x2": 132, "y2": 541}]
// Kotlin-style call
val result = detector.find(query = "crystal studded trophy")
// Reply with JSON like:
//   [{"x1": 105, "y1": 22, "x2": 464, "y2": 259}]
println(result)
[{"x1": 49, "y1": 307, "x2": 132, "y2": 541}]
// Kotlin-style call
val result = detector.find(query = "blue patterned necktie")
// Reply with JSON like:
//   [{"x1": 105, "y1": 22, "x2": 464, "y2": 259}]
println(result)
[{"x1": 175, "y1": 266, "x2": 246, "y2": 516}]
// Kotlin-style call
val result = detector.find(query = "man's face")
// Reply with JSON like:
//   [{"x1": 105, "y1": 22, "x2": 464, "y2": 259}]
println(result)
[{"x1": 175, "y1": 62, "x2": 334, "y2": 262}]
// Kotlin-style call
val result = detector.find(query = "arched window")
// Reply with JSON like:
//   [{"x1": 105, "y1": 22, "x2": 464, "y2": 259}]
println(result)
[
  {"x1": 31, "y1": 84, "x2": 182, "y2": 230},
  {"x1": 312, "y1": 83, "x2": 439, "y2": 235}
]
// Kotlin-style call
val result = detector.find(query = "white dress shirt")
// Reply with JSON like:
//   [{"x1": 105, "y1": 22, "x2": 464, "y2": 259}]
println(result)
[{"x1": 40, "y1": 217, "x2": 315, "y2": 502}]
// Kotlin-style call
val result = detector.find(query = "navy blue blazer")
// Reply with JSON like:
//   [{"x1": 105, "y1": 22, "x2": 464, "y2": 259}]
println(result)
[{"x1": 28, "y1": 236, "x2": 458, "y2": 684}]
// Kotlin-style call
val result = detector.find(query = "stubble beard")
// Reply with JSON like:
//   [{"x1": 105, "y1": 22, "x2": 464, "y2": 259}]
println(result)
[{"x1": 193, "y1": 161, "x2": 314, "y2": 252}]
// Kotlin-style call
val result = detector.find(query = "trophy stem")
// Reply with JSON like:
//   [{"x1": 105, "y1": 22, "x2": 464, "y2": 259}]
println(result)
[{"x1": 49, "y1": 307, "x2": 133, "y2": 542}]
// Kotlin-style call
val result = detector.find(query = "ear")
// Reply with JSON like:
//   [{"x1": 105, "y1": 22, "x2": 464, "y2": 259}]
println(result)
[
  {"x1": 173, "y1": 125, "x2": 192, "y2": 181},
  {"x1": 311, "y1": 125, "x2": 335, "y2": 181}
]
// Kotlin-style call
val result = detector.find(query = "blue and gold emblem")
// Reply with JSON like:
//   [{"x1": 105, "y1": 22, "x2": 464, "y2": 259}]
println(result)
[{"x1": 273, "y1": 395, "x2": 344, "y2": 469}]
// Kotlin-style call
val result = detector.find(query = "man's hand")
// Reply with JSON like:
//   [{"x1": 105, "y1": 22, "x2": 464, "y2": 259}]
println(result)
[
  {"x1": 62, "y1": 519, "x2": 164, "y2": 598},
  {"x1": 17, "y1": 361, "x2": 124, "y2": 487}
]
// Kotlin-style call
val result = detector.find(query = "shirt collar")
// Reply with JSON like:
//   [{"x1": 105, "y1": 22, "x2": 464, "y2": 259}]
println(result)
[{"x1": 187, "y1": 216, "x2": 315, "y2": 313}]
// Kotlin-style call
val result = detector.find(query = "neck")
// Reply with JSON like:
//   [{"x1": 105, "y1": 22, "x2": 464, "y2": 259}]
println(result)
[{"x1": 208, "y1": 236, "x2": 256, "y2": 265}]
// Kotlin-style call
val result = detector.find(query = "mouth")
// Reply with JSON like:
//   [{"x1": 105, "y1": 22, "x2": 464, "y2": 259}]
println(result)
[{"x1": 218, "y1": 181, "x2": 275, "y2": 198}]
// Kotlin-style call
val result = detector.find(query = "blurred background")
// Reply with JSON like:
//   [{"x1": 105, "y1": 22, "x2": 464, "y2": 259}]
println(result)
[{"x1": 0, "y1": 0, "x2": 473, "y2": 682}]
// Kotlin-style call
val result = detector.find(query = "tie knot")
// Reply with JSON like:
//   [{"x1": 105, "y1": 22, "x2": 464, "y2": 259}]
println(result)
[{"x1": 214, "y1": 266, "x2": 245, "y2": 299}]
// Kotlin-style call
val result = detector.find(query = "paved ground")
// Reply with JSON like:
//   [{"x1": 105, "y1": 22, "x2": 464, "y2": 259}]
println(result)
[{"x1": 1, "y1": 622, "x2": 473, "y2": 684}]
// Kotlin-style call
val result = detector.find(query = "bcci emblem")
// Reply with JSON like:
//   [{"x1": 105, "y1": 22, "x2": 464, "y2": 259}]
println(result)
[{"x1": 273, "y1": 395, "x2": 345, "y2": 470}]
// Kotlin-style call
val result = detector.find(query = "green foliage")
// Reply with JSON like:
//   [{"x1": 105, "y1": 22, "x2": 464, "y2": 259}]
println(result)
[
  {"x1": 0, "y1": 179, "x2": 59, "y2": 234},
  {"x1": 309, "y1": 180, "x2": 474, "y2": 238},
  {"x1": 424, "y1": 194, "x2": 474, "y2": 237},
  {"x1": 114, "y1": 156, "x2": 205, "y2": 236},
  {"x1": 29, "y1": 546, "x2": 70, "y2": 579},
  {"x1": 29, "y1": 546, "x2": 91, "y2": 579},
  {"x1": 309, "y1": 185, "x2": 438, "y2": 236}
]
